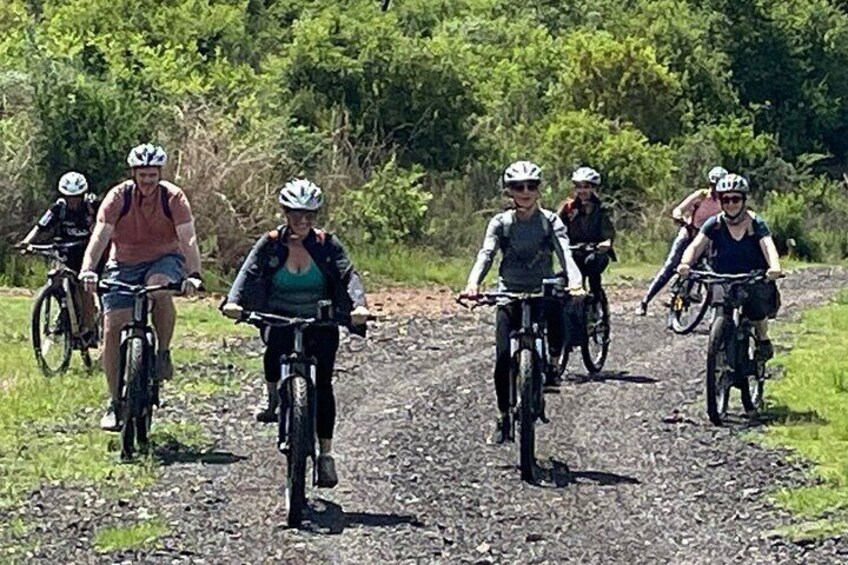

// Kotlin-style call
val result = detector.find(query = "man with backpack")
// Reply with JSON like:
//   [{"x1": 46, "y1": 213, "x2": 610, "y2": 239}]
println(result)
[
  {"x1": 79, "y1": 143, "x2": 203, "y2": 431},
  {"x1": 459, "y1": 160, "x2": 583, "y2": 444}
]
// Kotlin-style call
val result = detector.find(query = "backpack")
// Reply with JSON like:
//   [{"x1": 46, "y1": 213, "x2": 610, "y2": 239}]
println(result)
[
  {"x1": 118, "y1": 182, "x2": 173, "y2": 221},
  {"x1": 497, "y1": 208, "x2": 553, "y2": 252}
]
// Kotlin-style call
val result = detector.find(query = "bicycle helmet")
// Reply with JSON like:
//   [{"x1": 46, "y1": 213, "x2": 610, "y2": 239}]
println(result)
[
  {"x1": 127, "y1": 143, "x2": 167, "y2": 168},
  {"x1": 571, "y1": 166, "x2": 602, "y2": 186},
  {"x1": 715, "y1": 173, "x2": 749, "y2": 194},
  {"x1": 502, "y1": 161, "x2": 542, "y2": 185},
  {"x1": 278, "y1": 179, "x2": 323, "y2": 211},
  {"x1": 707, "y1": 166, "x2": 728, "y2": 184},
  {"x1": 57, "y1": 171, "x2": 89, "y2": 196}
]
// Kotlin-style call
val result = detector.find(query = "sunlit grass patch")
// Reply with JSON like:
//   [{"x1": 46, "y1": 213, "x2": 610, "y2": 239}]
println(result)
[{"x1": 93, "y1": 519, "x2": 168, "y2": 553}]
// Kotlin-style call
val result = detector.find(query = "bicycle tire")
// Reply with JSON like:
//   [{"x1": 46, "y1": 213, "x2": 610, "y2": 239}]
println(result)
[
  {"x1": 31, "y1": 284, "x2": 72, "y2": 377},
  {"x1": 285, "y1": 375, "x2": 310, "y2": 527},
  {"x1": 518, "y1": 348, "x2": 536, "y2": 482},
  {"x1": 740, "y1": 331, "x2": 765, "y2": 415},
  {"x1": 120, "y1": 337, "x2": 145, "y2": 460},
  {"x1": 669, "y1": 279, "x2": 711, "y2": 335},
  {"x1": 581, "y1": 290, "x2": 610, "y2": 374},
  {"x1": 706, "y1": 315, "x2": 731, "y2": 425}
]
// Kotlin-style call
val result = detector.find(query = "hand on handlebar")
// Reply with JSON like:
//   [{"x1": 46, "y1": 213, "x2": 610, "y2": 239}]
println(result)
[
  {"x1": 459, "y1": 283, "x2": 480, "y2": 299},
  {"x1": 766, "y1": 267, "x2": 783, "y2": 281},
  {"x1": 222, "y1": 302, "x2": 244, "y2": 319},
  {"x1": 182, "y1": 276, "x2": 203, "y2": 296},
  {"x1": 79, "y1": 270, "x2": 99, "y2": 293},
  {"x1": 676, "y1": 263, "x2": 691, "y2": 278}
]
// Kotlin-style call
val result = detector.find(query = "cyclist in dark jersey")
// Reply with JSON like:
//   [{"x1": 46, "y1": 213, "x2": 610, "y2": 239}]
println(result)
[
  {"x1": 19, "y1": 172, "x2": 100, "y2": 342},
  {"x1": 460, "y1": 160, "x2": 584, "y2": 444},
  {"x1": 677, "y1": 173, "x2": 783, "y2": 359}
]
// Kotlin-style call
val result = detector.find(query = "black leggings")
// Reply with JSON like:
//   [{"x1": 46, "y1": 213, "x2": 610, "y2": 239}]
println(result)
[
  {"x1": 573, "y1": 251, "x2": 610, "y2": 296},
  {"x1": 263, "y1": 325, "x2": 340, "y2": 440},
  {"x1": 494, "y1": 302, "x2": 563, "y2": 413}
]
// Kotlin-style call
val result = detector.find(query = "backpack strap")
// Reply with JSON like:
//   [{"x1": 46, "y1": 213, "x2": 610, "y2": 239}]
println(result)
[
  {"x1": 498, "y1": 209, "x2": 553, "y2": 251},
  {"x1": 118, "y1": 182, "x2": 173, "y2": 221}
]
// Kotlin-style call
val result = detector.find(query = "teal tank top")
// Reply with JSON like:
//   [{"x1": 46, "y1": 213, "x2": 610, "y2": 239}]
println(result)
[{"x1": 268, "y1": 260, "x2": 328, "y2": 317}]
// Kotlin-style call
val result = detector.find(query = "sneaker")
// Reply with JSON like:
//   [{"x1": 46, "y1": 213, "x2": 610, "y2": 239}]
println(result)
[
  {"x1": 99, "y1": 401, "x2": 120, "y2": 432},
  {"x1": 637, "y1": 301, "x2": 648, "y2": 316},
  {"x1": 255, "y1": 405, "x2": 277, "y2": 423},
  {"x1": 316, "y1": 454, "x2": 339, "y2": 488},
  {"x1": 493, "y1": 413, "x2": 511, "y2": 444},
  {"x1": 757, "y1": 339, "x2": 774, "y2": 361},
  {"x1": 156, "y1": 350, "x2": 174, "y2": 381},
  {"x1": 544, "y1": 369, "x2": 561, "y2": 388}
]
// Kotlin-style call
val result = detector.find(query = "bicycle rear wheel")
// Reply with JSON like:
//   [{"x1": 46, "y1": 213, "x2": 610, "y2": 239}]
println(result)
[
  {"x1": 518, "y1": 349, "x2": 537, "y2": 482},
  {"x1": 581, "y1": 290, "x2": 610, "y2": 374},
  {"x1": 706, "y1": 315, "x2": 731, "y2": 425},
  {"x1": 669, "y1": 279, "x2": 711, "y2": 335},
  {"x1": 285, "y1": 375, "x2": 310, "y2": 527},
  {"x1": 121, "y1": 337, "x2": 146, "y2": 460},
  {"x1": 31, "y1": 284, "x2": 72, "y2": 377}
]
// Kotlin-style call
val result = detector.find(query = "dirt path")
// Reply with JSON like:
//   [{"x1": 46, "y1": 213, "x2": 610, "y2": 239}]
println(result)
[{"x1": 5, "y1": 267, "x2": 848, "y2": 564}]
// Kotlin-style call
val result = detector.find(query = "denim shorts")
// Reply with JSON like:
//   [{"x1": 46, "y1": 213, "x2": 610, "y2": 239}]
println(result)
[{"x1": 101, "y1": 252, "x2": 185, "y2": 313}]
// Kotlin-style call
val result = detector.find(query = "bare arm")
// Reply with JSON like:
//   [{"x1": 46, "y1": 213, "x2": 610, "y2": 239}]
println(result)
[
  {"x1": 680, "y1": 232, "x2": 710, "y2": 267},
  {"x1": 176, "y1": 221, "x2": 202, "y2": 275},
  {"x1": 19, "y1": 225, "x2": 40, "y2": 246},
  {"x1": 759, "y1": 235, "x2": 782, "y2": 271},
  {"x1": 673, "y1": 190, "x2": 705, "y2": 220},
  {"x1": 81, "y1": 222, "x2": 113, "y2": 273}
]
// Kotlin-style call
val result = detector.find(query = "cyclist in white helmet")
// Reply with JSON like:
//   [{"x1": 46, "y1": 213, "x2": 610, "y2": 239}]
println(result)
[
  {"x1": 460, "y1": 160, "x2": 583, "y2": 444},
  {"x1": 677, "y1": 173, "x2": 782, "y2": 359},
  {"x1": 638, "y1": 165, "x2": 727, "y2": 315},
  {"x1": 557, "y1": 166, "x2": 617, "y2": 298},
  {"x1": 79, "y1": 143, "x2": 203, "y2": 431},
  {"x1": 18, "y1": 171, "x2": 101, "y2": 342},
  {"x1": 222, "y1": 178, "x2": 371, "y2": 488}
]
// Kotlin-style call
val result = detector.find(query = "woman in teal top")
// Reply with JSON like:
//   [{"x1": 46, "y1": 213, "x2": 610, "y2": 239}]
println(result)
[{"x1": 223, "y1": 179, "x2": 371, "y2": 489}]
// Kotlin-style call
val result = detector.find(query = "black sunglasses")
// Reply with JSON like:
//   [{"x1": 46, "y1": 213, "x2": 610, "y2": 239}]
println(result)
[
  {"x1": 509, "y1": 183, "x2": 540, "y2": 192},
  {"x1": 287, "y1": 210, "x2": 318, "y2": 221},
  {"x1": 720, "y1": 195, "x2": 744, "y2": 204}
]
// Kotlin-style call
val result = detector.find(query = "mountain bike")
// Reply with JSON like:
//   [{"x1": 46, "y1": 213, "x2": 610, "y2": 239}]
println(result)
[
  {"x1": 237, "y1": 303, "x2": 373, "y2": 527},
  {"x1": 567, "y1": 243, "x2": 611, "y2": 374},
  {"x1": 458, "y1": 278, "x2": 568, "y2": 482},
  {"x1": 686, "y1": 270, "x2": 779, "y2": 425},
  {"x1": 666, "y1": 219, "x2": 712, "y2": 335},
  {"x1": 98, "y1": 279, "x2": 184, "y2": 460},
  {"x1": 21, "y1": 241, "x2": 99, "y2": 376}
]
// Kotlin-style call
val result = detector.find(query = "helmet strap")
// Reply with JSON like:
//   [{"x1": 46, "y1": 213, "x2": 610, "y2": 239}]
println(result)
[{"x1": 724, "y1": 204, "x2": 748, "y2": 225}]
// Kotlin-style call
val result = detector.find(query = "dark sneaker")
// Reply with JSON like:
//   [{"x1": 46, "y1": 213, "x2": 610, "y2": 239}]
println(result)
[
  {"x1": 316, "y1": 454, "x2": 339, "y2": 488},
  {"x1": 544, "y1": 369, "x2": 561, "y2": 388},
  {"x1": 637, "y1": 301, "x2": 647, "y2": 316},
  {"x1": 156, "y1": 350, "x2": 174, "y2": 381},
  {"x1": 255, "y1": 405, "x2": 277, "y2": 423},
  {"x1": 99, "y1": 401, "x2": 120, "y2": 432},
  {"x1": 757, "y1": 339, "x2": 774, "y2": 361},
  {"x1": 493, "y1": 413, "x2": 511, "y2": 444}
]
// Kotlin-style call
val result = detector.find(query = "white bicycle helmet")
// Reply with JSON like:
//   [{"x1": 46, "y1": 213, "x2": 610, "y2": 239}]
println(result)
[
  {"x1": 57, "y1": 171, "x2": 89, "y2": 196},
  {"x1": 715, "y1": 173, "x2": 749, "y2": 194},
  {"x1": 571, "y1": 166, "x2": 602, "y2": 186},
  {"x1": 278, "y1": 178, "x2": 323, "y2": 211},
  {"x1": 127, "y1": 143, "x2": 167, "y2": 168},
  {"x1": 503, "y1": 160, "x2": 542, "y2": 185},
  {"x1": 707, "y1": 166, "x2": 728, "y2": 184}
]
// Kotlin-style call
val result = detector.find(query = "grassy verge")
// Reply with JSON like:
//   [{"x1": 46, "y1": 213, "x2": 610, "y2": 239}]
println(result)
[
  {"x1": 761, "y1": 290, "x2": 848, "y2": 541},
  {"x1": 93, "y1": 519, "x2": 168, "y2": 553}
]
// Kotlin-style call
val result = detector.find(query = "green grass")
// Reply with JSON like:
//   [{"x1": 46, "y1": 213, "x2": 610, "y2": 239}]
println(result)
[
  {"x1": 759, "y1": 290, "x2": 848, "y2": 540},
  {"x1": 93, "y1": 519, "x2": 168, "y2": 553}
]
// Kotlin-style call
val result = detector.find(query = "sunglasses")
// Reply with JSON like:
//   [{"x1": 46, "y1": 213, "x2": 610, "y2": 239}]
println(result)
[
  {"x1": 509, "y1": 183, "x2": 540, "y2": 192},
  {"x1": 574, "y1": 183, "x2": 595, "y2": 189},
  {"x1": 287, "y1": 210, "x2": 318, "y2": 222},
  {"x1": 720, "y1": 195, "x2": 744, "y2": 205}
]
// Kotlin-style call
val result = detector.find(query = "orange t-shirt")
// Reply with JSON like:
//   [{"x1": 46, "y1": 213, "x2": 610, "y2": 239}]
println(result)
[{"x1": 98, "y1": 180, "x2": 193, "y2": 265}]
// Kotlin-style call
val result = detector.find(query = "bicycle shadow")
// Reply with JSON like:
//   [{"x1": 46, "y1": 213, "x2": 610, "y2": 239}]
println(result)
[
  {"x1": 533, "y1": 458, "x2": 641, "y2": 489},
  {"x1": 744, "y1": 403, "x2": 829, "y2": 428},
  {"x1": 150, "y1": 434, "x2": 249, "y2": 466},
  {"x1": 568, "y1": 370, "x2": 658, "y2": 385},
  {"x1": 300, "y1": 498, "x2": 424, "y2": 535}
]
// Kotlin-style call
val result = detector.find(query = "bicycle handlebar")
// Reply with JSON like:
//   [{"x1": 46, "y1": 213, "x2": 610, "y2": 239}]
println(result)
[
  {"x1": 236, "y1": 310, "x2": 379, "y2": 328},
  {"x1": 97, "y1": 279, "x2": 185, "y2": 296},
  {"x1": 685, "y1": 269, "x2": 782, "y2": 285}
]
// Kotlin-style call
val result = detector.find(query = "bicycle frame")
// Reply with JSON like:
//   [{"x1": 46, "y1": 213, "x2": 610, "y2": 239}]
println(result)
[{"x1": 30, "y1": 244, "x2": 85, "y2": 338}]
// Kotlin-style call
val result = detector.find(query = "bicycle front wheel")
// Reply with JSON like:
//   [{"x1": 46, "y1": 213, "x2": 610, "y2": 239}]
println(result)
[
  {"x1": 518, "y1": 349, "x2": 537, "y2": 482},
  {"x1": 31, "y1": 284, "x2": 72, "y2": 377},
  {"x1": 581, "y1": 290, "x2": 610, "y2": 374},
  {"x1": 740, "y1": 331, "x2": 765, "y2": 416},
  {"x1": 706, "y1": 315, "x2": 731, "y2": 425},
  {"x1": 285, "y1": 375, "x2": 310, "y2": 527},
  {"x1": 121, "y1": 337, "x2": 146, "y2": 460}
]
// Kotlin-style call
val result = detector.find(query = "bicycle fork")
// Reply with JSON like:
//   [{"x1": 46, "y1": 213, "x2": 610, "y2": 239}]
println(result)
[{"x1": 277, "y1": 358, "x2": 318, "y2": 481}]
